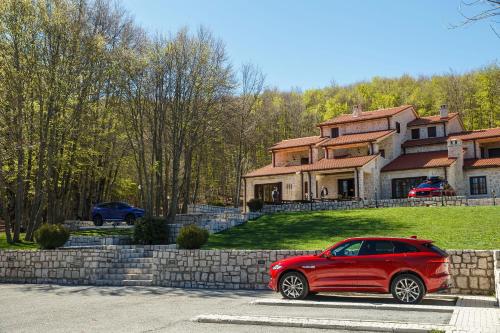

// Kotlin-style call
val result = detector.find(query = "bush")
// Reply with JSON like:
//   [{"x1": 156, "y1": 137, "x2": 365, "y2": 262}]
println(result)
[
  {"x1": 176, "y1": 224, "x2": 209, "y2": 249},
  {"x1": 247, "y1": 198, "x2": 264, "y2": 212},
  {"x1": 133, "y1": 217, "x2": 169, "y2": 245},
  {"x1": 34, "y1": 224, "x2": 70, "y2": 249}
]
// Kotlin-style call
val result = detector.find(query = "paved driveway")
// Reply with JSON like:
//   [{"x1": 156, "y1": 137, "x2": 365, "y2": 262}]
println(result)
[
  {"x1": 0, "y1": 284, "x2": 497, "y2": 333},
  {"x1": 0, "y1": 284, "x2": 364, "y2": 333}
]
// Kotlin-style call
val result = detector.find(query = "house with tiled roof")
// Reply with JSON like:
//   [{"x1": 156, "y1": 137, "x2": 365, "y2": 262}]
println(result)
[{"x1": 243, "y1": 104, "x2": 500, "y2": 207}]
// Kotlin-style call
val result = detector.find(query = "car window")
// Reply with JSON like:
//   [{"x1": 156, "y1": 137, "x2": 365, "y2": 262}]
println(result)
[
  {"x1": 393, "y1": 241, "x2": 419, "y2": 253},
  {"x1": 115, "y1": 203, "x2": 129, "y2": 209},
  {"x1": 359, "y1": 241, "x2": 395, "y2": 255},
  {"x1": 99, "y1": 203, "x2": 112, "y2": 208},
  {"x1": 331, "y1": 241, "x2": 363, "y2": 257}
]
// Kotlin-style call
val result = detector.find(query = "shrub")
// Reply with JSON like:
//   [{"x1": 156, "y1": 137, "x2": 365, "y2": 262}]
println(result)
[
  {"x1": 247, "y1": 198, "x2": 264, "y2": 212},
  {"x1": 133, "y1": 217, "x2": 169, "y2": 245},
  {"x1": 34, "y1": 224, "x2": 70, "y2": 249},
  {"x1": 176, "y1": 224, "x2": 209, "y2": 249}
]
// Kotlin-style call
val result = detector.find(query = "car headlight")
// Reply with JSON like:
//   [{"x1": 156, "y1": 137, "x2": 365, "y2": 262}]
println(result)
[{"x1": 272, "y1": 264, "x2": 282, "y2": 270}]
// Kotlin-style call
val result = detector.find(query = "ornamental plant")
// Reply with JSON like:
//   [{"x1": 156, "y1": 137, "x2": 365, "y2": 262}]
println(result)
[
  {"x1": 34, "y1": 224, "x2": 70, "y2": 249},
  {"x1": 176, "y1": 224, "x2": 209, "y2": 249}
]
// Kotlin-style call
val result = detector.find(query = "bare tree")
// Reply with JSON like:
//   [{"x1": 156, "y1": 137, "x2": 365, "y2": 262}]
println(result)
[{"x1": 455, "y1": 0, "x2": 500, "y2": 37}]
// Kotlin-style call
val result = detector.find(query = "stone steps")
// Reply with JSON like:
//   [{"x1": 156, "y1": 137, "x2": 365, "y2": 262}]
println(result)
[{"x1": 97, "y1": 248, "x2": 154, "y2": 287}]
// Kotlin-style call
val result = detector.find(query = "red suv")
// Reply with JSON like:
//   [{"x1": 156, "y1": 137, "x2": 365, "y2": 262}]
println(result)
[
  {"x1": 269, "y1": 237, "x2": 450, "y2": 304},
  {"x1": 408, "y1": 178, "x2": 456, "y2": 198}
]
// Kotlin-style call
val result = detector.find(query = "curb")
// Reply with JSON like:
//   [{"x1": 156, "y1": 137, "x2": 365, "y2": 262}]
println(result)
[
  {"x1": 250, "y1": 299, "x2": 456, "y2": 313},
  {"x1": 192, "y1": 314, "x2": 453, "y2": 333}
]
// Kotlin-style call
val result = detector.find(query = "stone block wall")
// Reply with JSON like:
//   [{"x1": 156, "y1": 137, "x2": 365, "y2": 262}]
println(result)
[
  {"x1": 0, "y1": 249, "x2": 117, "y2": 285},
  {"x1": 151, "y1": 249, "x2": 497, "y2": 295},
  {"x1": 447, "y1": 250, "x2": 496, "y2": 295},
  {"x1": 1, "y1": 248, "x2": 497, "y2": 296},
  {"x1": 152, "y1": 250, "x2": 319, "y2": 289},
  {"x1": 261, "y1": 196, "x2": 496, "y2": 214},
  {"x1": 64, "y1": 235, "x2": 132, "y2": 247}
]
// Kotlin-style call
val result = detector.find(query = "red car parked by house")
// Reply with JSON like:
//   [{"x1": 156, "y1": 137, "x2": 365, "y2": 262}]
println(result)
[
  {"x1": 269, "y1": 237, "x2": 450, "y2": 304},
  {"x1": 408, "y1": 177, "x2": 456, "y2": 198}
]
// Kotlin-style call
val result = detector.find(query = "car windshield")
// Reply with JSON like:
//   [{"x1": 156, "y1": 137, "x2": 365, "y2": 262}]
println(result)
[{"x1": 417, "y1": 182, "x2": 441, "y2": 189}]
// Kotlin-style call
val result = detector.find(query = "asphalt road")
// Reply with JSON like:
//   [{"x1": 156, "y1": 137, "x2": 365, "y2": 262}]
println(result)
[{"x1": 0, "y1": 284, "x2": 452, "y2": 333}]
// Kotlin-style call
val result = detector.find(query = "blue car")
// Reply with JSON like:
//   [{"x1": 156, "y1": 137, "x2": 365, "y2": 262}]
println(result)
[{"x1": 91, "y1": 202, "x2": 145, "y2": 226}]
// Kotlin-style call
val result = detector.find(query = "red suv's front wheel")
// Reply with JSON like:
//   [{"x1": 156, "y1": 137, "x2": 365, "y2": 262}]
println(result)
[{"x1": 279, "y1": 272, "x2": 309, "y2": 300}]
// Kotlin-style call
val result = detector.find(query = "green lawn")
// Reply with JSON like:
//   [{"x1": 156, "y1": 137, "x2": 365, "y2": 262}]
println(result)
[
  {"x1": 0, "y1": 233, "x2": 38, "y2": 250},
  {"x1": 205, "y1": 206, "x2": 500, "y2": 250}
]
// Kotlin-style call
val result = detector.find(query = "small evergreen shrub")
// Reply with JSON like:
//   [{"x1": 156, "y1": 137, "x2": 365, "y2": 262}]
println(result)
[
  {"x1": 247, "y1": 198, "x2": 264, "y2": 212},
  {"x1": 133, "y1": 217, "x2": 169, "y2": 245},
  {"x1": 176, "y1": 224, "x2": 209, "y2": 249},
  {"x1": 34, "y1": 224, "x2": 70, "y2": 249}
]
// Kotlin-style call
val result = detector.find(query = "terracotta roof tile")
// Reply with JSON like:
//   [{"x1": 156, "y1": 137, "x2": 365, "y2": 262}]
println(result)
[
  {"x1": 269, "y1": 136, "x2": 326, "y2": 151},
  {"x1": 302, "y1": 155, "x2": 377, "y2": 172},
  {"x1": 451, "y1": 127, "x2": 500, "y2": 141},
  {"x1": 407, "y1": 113, "x2": 458, "y2": 127},
  {"x1": 464, "y1": 158, "x2": 500, "y2": 169},
  {"x1": 244, "y1": 155, "x2": 377, "y2": 178},
  {"x1": 381, "y1": 151, "x2": 456, "y2": 172},
  {"x1": 317, "y1": 105, "x2": 414, "y2": 126},
  {"x1": 317, "y1": 130, "x2": 394, "y2": 147},
  {"x1": 402, "y1": 136, "x2": 449, "y2": 148}
]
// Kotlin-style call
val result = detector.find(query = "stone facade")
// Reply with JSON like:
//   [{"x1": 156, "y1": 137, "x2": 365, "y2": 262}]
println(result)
[
  {"x1": 464, "y1": 168, "x2": 500, "y2": 197},
  {"x1": 1, "y1": 248, "x2": 497, "y2": 296}
]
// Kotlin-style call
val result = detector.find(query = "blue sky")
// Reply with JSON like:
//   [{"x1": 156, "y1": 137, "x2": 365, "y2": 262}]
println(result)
[{"x1": 121, "y1": 0, "x2": 499, "y2": 90}]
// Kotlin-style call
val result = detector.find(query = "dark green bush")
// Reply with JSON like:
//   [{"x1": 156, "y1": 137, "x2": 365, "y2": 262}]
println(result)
[
  {"x1": 133, "y1": 217, "x2": 169, "y2": 245},
  {"x1": 247, "y1": 198, "x2": 264, "y2": 212},
  {"x1": 176, "y1": 224, "x2": 209, "y2": 249},
  {"x1": 34, "y1": 224, "x2": 70, "y2": 249}
]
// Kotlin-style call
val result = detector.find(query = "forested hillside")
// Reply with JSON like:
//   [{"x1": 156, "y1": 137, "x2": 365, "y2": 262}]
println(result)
[{"x1": 0, "y1": 0, "x2": 498, "y2": 244}]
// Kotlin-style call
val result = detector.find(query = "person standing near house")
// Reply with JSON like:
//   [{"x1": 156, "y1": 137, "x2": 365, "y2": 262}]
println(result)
[
  {"x1": 320, "y1": 186, "x2": 329, "y2": 200},
  {"x1": 272, "y1": 187, "x2": 279, "y2": 204}
]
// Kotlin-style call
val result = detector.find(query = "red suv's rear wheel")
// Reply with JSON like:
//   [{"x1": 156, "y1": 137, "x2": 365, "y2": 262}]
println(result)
[
  {"x1": 391, "y1": 274, "x2": 425, "y2": 304},
  {"x1": 279, "y1": 272, "x2": 309, "y2": 300}
]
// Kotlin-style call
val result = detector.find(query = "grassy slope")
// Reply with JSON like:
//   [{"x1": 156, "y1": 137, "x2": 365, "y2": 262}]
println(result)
[
  {"x1": 0, "y1": 233, "x2": 37, "y2": 250},
  {"x1": 205, "y1": 206, "x2": 500, "y2": 250}
]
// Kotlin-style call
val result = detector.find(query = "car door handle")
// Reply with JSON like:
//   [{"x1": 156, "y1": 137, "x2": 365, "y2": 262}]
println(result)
[
  {"x1": 384, "y1": 259, "x2": 394, "y2": 262},
  {"x1": 344, "y1": 260, "x2": 356, "y2": 264}
]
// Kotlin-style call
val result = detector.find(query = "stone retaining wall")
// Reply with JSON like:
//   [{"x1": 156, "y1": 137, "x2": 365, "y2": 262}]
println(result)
[
  {"x1": 261, "y1": 196, "x2": 497, "y2": 213},
  {"x1": 0, "y1": 249, "x2": 116, "y2": 285},
  {"x1": 1, "y1": 248, "x2": 496, "y2": 296},
  {"x1": 448, "y1": 250, "x2": 495, "y2": 295},
  {"x1": 64, "y1": 235, "x2": 132, "y2": 247}
]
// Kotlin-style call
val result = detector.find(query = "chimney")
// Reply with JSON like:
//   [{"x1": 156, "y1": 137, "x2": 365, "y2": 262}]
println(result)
[
  {"x1": 440, "y1": 104, "x2": 449, "y2": 119},
  {"x1": 352, "y1": 105, "x2": 362, "y2": 117},
  {"x1": 447, "y1": 138, "x2": 463, "y2": 159}
]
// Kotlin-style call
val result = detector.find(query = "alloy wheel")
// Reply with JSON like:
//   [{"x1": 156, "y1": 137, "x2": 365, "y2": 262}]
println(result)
[
  {"x1": 394, "y1": 278, "x2": 421, "y2": 303},
  {"x1": 281, "y1": 275, "x2": 305, "y2": 299}
]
